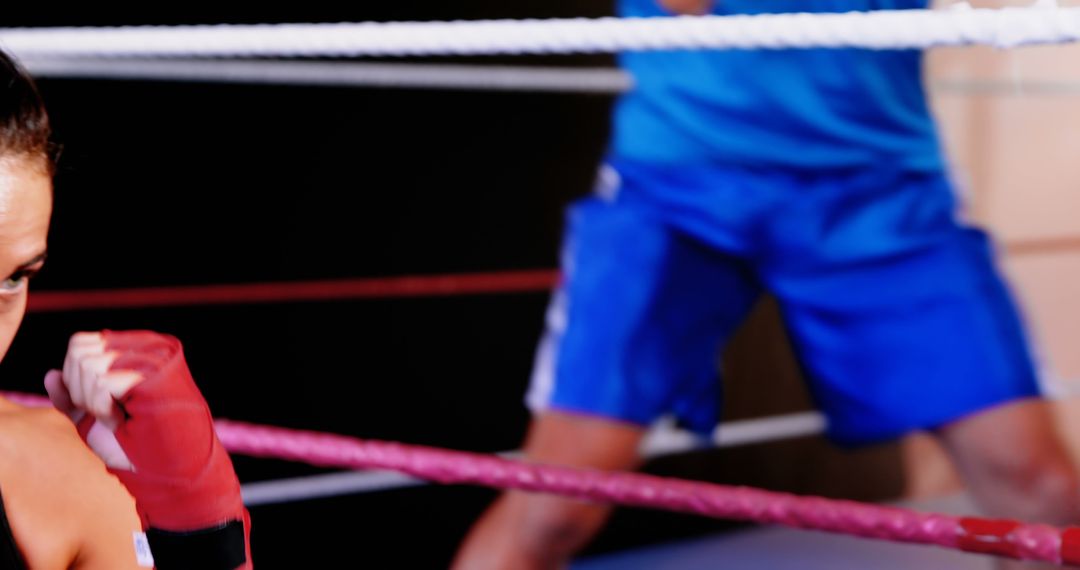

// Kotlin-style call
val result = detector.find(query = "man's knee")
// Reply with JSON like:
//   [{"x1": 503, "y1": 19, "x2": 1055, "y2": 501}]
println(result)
[
  {"x1": 935, "y1": 400, "x2": 1080, "y2": 523},
  {"x1": 1007, "y1": 462, "x2": 1080, "y2": 519},
  {"x1": 517, "y1": 498, "x2": 612, "y2": 559}
]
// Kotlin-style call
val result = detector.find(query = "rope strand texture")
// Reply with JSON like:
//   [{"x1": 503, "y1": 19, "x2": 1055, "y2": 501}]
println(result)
[
  {"x1": 2, "y1": 8, "x2": 1080, "y2": 59},
  {"x1": 217, "y1": 419, "x2": 1070, "y2": 565}
]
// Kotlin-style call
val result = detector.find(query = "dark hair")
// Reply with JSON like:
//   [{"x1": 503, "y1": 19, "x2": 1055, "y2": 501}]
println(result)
[{"x1": 0, "y1": 50, "x2": 55, "y2": 173}]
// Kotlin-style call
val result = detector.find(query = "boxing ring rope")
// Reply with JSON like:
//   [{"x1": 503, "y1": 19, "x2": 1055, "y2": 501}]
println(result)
[
  {"x1": 26, "y1": 270, "x2": 560, "y2": 312},
  {"x1": 2, "y1": 390, "x2": 1075, "y2": 566},
  {"x1": 2, "y1": 5, "x2": 1080, "y2": 61},
  {"x1": 21, "y1": 57, "x2": 1080, "y2": 99},
  {"x1": 22, "y1": 59, "x2": 635, "y2": 94},
  {"x1": 240, "y1": 411, "x2": 826, "y2": 506},
  {"x1": 23, "y1": 228, "x2": 1075, "y2": 315},
  {"x1": 217, "y1": 421, "x2": 1072, "y2": 566}
]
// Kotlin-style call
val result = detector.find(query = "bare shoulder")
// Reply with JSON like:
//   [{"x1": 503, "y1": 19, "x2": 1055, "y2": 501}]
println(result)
[
  {"x1": 0, "y1": 403, "x2": 145, "y2": 569},
  {"x1": 0, "y1": 403, "x2": 86, "y2": 470}
]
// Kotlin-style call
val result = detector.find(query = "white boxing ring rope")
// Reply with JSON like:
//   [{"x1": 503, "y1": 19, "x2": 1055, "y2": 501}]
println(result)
[
  {"x1": 20, "y1": 58, "x2": 635, "y2": 93},
  {"x1": 2, "y1": 5, "x2": 1080, "y2": 61}
]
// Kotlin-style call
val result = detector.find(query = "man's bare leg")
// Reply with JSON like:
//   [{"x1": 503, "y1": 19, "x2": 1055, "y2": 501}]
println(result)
[
  {"x1": 935, "y1": 399, "x2": 1080, "y2": 569},
  {"x1": 452, "y1": 411, "x2": 646, "y2": 570}
]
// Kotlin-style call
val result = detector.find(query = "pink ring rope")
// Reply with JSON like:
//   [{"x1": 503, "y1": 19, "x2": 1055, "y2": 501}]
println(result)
[{"x1": 5, "y1": 391, "x2": 1078, "y2": 565}]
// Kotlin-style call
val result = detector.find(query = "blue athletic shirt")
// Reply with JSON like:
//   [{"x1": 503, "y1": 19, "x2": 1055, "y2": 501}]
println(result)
[{"x1": 610, "y1": 0, "x2": 945, "y2": 171}]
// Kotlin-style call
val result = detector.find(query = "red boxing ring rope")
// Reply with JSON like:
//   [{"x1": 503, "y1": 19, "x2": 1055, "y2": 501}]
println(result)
[
  {"x1": 26, "y1": 269, "x2": 560, "y2": 312},
  {"x1": 4, "y1": 391, "x2": 1079, "y2": 566}
]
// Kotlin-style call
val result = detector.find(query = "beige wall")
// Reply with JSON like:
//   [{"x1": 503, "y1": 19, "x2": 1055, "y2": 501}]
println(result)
[
  {"x1": 932, "y1": 44, "x2": 1080, "y2": 386},
  {"x1": 904, "y1": 3, "x2": 1080, "y2": 497}
]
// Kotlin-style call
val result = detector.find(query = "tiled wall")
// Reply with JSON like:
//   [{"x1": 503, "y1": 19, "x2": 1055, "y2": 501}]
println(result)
[{"x1": 904, "y1": 0, "x2": 1080, "y2": 497}]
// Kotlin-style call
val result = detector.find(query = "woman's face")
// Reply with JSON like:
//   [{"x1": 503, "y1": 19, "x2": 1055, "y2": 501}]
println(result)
[{"x1": 0, "y1": 156, "x2": 51, "y2": 363}]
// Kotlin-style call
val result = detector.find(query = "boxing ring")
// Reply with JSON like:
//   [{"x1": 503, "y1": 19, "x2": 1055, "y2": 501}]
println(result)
[{"x1": 4, "y1": 2, "x2": 1080, "y2": 567}]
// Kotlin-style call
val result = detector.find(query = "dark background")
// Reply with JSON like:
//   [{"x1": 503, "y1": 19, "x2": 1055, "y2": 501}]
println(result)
[{"x1": 2, "y1": 4, "x2": 903, "y2": 567}]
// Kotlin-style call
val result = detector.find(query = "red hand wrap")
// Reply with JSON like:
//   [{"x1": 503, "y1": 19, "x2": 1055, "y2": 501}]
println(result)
[{"x1": 102, "y1": 331, "x2": 248, "y2": 538}]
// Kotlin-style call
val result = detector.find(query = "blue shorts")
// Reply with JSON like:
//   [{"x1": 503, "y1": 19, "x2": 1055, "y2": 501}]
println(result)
[{"x1": 526, "y1": 159, "x2": 1041, "y2": 445}]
